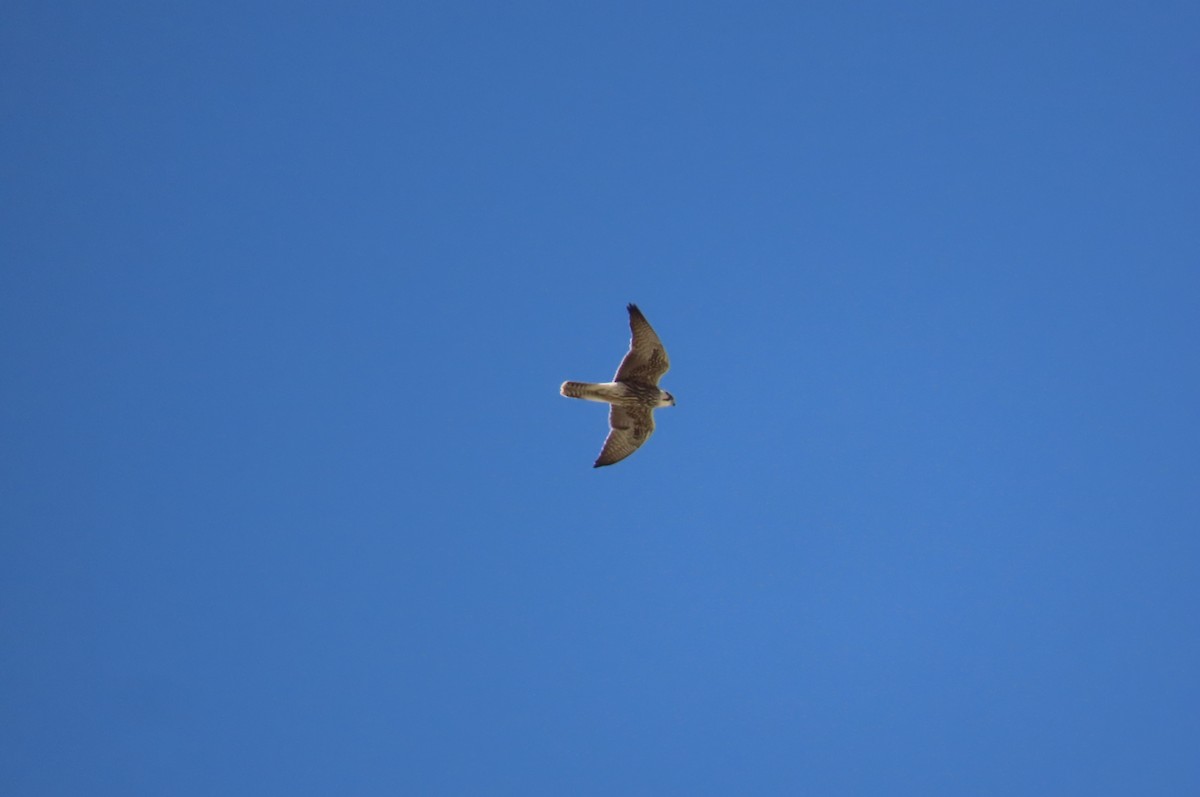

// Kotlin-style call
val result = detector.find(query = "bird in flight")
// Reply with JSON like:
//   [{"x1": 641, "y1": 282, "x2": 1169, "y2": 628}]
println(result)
[{"x1": 560, "y1": 304, "x2": 675, "y2": 467}]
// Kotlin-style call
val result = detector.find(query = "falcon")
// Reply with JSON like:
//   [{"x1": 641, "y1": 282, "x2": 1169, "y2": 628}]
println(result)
[{"x1": 560, "y1": 304, "x2": 675, "y2": 467}]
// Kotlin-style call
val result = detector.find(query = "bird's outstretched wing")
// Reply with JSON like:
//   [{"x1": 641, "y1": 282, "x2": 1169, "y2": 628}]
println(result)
[
  {"x1": 613, "y1": 303, "x2": 670, "y2": 385},
  {"x1": 594, "y1": 404, "x2": 655, "y2": 468}
]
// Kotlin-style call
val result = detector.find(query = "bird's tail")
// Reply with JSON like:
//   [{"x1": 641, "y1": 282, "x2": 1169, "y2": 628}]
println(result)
[{"x1": 560, "y1": 381, "x2": 593, "y2": 399}]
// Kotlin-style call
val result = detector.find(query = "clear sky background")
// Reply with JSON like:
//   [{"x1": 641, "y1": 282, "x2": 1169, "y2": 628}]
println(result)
[{"x1": 3, "y1": 2, "x2": 1198, "y2": 795}]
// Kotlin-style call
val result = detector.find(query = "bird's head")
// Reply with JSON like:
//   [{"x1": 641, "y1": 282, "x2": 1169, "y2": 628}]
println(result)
[{"x1": 659, "y1": 391, "x2": 676, "y2": 408}]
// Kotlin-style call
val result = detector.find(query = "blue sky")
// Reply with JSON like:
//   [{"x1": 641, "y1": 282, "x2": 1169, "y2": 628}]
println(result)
[{"x1": 3, "y1": 2, "x2": 1198, "y2": 794}]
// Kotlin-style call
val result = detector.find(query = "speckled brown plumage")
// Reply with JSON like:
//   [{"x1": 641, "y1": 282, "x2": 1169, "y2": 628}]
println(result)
[
  {"x1": 559, "y1": 304, "x2": 676, "y2": 468},
  {"x1": 614, "y1": 304, "x2": 670, "y2": 387}
]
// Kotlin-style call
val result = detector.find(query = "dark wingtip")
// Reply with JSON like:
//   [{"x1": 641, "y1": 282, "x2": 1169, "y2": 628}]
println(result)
[{"x1": 627, "y1": 302, "x2": 640, "y2": 314}]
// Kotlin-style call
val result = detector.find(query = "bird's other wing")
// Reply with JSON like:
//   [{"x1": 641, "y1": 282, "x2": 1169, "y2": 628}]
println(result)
[
  {"x1": 613, "y1": 303, "x2": 670, "y2": 385},
  {"x1": 593, "y1": 404, "x2": 656, "y2": 467}
]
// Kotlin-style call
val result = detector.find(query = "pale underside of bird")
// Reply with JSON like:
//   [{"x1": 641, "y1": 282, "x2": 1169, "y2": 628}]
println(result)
[{"x1": 560, "y1": 303, "x2": 675, "y2": 467}]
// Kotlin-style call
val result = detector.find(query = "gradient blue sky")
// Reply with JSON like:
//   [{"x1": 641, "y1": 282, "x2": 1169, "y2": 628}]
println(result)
[{"x1": 3, "y1": 2, "x2": 1199, "y2": 795}]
